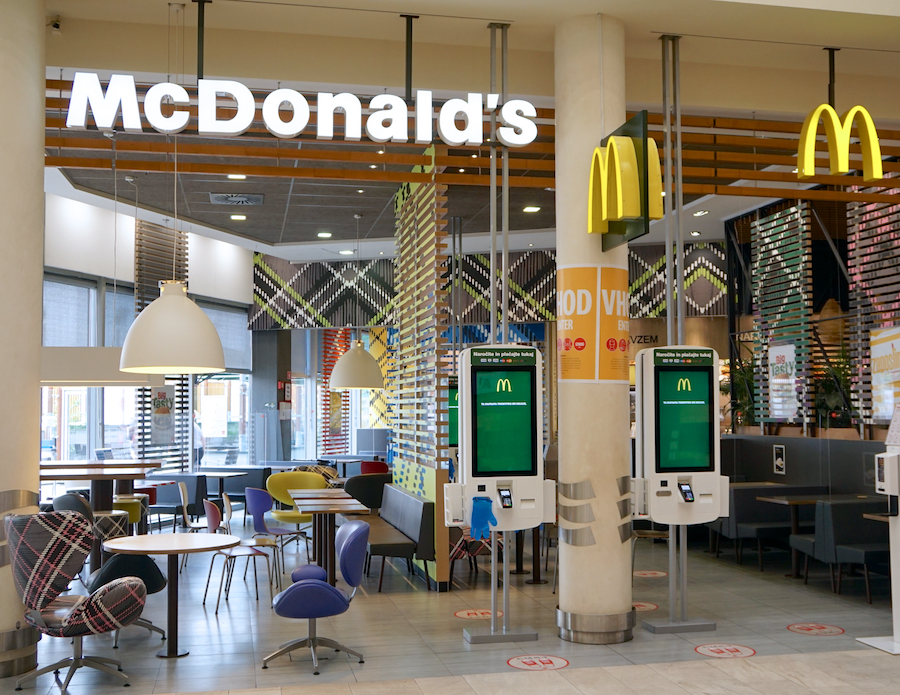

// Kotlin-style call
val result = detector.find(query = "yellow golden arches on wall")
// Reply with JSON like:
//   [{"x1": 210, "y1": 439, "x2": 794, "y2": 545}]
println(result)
[{"x1": 588, "y1": 136, "x2": 664, "y2": 234}]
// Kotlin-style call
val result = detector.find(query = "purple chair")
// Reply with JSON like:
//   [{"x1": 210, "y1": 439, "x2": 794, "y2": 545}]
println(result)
[
  {"x1": 245, "y1": 486, "x2": 305, "y2": 573},
  {"x1": 262, "y1": 520, "x2": 369, "y2": 674},
  {"x1": 5, "y1": 511, "x2": 146, "y2": 691}
]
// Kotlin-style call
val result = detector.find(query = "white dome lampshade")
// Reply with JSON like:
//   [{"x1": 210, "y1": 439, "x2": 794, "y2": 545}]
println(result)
[
  {"x1": 329, "y1": 339, "x2": 384, "y2": 390},
  {"x1": 120, "y1": 281, "x2": 226, "y2": 374}
]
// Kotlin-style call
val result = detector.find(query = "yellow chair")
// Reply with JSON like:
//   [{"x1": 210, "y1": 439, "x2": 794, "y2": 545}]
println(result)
[{"x1": 266, "y1": 471, "x2": 328, "y2": 526}]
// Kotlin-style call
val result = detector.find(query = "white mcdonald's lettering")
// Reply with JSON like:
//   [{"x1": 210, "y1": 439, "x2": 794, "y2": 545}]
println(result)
[
  {"x1": 601, "y1": 289, "x2": 628, "y2": 316},
  {"x1": 65, "y1": 72, "x2": 539, "y2": 147}
]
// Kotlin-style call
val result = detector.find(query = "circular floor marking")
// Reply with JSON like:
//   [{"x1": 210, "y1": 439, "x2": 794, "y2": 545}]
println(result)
[
  {"x1": 633, "y1": 601, "x2": 659, "y2": 612},
  {"x1": 633, "y1": 570, "x2": 668, "y2": 578},
  {"x1": 508, "y1": 655, "x2": 569, "y2": 671},
  {"x1": 454, "y1": 609, "x2": 503, "y2": 620},
  {"x1": 787, "y1": 623, "x2": 845, "y2": 636},
  {"x1": 695, "y1": 644, "x2": 756, "y2": 658}
]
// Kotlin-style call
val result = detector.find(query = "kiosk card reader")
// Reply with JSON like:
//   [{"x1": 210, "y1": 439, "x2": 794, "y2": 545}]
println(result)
[
  {"x1": 634, "y1": 346, "x2": 728, "y2": 635},
  {"x1": 443, "y1": 344, "x2": 555, "y2": 645},
  {"x1": 858, "y1": 405, "x2": 900, "y2": 654}
]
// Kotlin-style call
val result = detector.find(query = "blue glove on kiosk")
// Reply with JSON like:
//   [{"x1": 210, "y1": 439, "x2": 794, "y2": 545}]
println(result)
[{"x1": 470, "y1": 496, "x2": 497, "y2": 540}]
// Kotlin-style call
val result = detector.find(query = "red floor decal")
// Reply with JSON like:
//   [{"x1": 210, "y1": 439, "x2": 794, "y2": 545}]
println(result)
[
  {"x1": 632, "y1": 602, "x2": 658, "y2": 612},
  {"x1": 454, "y1": 609, "x2": 503, "y2": 620},
  {"x1": 508, "y1": 655, "x2": 569, "y2": 671},
  {"x1": 633, "y1": 570, "x2": 668, "y2": 578},
  {"x1": 695, "y1": 644, "x2": 756, "y2": 658},
  {"x1": 787, "y1": 623, "x2": 844, "y2": 636}
]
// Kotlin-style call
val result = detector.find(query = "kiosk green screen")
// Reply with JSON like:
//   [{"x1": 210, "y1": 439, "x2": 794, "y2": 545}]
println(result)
[
  {"x1": 471, "y1": 367, "x2": 537, "y2": 476},
  {"x1": 655, "y1": 366, "x2": 715, "y2": 472},
  {"x1": 448, "y1": 383, "x2": 459, "y2": 448}
]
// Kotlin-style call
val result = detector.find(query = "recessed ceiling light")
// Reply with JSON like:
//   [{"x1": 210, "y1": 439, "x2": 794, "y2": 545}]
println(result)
[
  {"x1": 690, "y1": 230, "x2": 701, "y2": 237},
  {"x1": 523, "y1": 206, "x2": 541, "y2": 213},
  {"x1": 544, "y1": 187, "x2": 555, "y2": 192},
  {"x1": 317, "y1": 232, "x2": 332, "y2": 238},
  {"x1": 377, "y1": 149, "x2": 384, "y2": 154},
  {"x1": 661, "y1": 191, "x2": 666, "y2": 197},
  {"x1": 528, "y1": 243, "x2": 534, "y2": 247},
  {"x1": 230, "y1": 214, "x2": 246, "y2": 221},
  {"x1": 693, "y1": 210, "x2": 709, "y2": 217},
  {"x1": 227, "y1": 174, "x2": 246, "y2": 180},
  {"x1": 357, "y1": 189, "x2": 364, "y2": 193},
  {"x1": 339, "y1": 250, "x2": 354, "y2": 255},
  {"x1": 459, "y1": 168, "x2": 465, "y2": 173},
  {"x1": 792, "y1": 168, "x2": 799, "y2": 174},
  {"x1": 471, "y1": 153, "x2": 478, "y2": 158},
  {"x1": 370, "y1": 164, "x2": 378, "y2": 169},
  {"x1": 379, "y1": 251, "x2": 385, "y2": 255}
]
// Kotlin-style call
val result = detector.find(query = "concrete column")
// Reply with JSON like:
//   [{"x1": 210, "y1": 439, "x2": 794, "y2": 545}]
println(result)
[
  {"x1": 554, "y1": 14, "x2": 635, "y2": 644},
  {"x1": 0, "y1": 0, "x2": 46, "y2": 676}
]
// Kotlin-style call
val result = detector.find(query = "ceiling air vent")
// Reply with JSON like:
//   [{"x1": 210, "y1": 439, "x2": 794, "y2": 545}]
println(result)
[{"x1": 209, "y1": 193, "x2": 264, "y2": 205}]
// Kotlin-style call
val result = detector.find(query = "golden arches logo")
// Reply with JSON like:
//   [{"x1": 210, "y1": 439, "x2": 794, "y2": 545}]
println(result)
[
  {"x1": 797, "y1": 104, "x2": 882, "y2": 183},
  {"x1": 677, "y1": 378, "x2": 691, "y2": 392},
  {"x1": 496, "y1": 378, "x2": 512, "y2": 392},
  {"x1": 588, "y1": 136, "x2": 664, "y2": 234}
]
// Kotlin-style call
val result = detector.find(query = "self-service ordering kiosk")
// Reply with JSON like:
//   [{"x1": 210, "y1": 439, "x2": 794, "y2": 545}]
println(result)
[
  {"x1": 634, "y1": 346, "x2": 728, "y2": 633},
  {"x1": 444, "y1": 344, "x2": 555, "y2": 643}
]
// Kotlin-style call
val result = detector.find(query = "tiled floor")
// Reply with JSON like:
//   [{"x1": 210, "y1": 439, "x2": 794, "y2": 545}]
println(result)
[{"x1": 3, "y1": 517, "x2": 897, "y2": 694}]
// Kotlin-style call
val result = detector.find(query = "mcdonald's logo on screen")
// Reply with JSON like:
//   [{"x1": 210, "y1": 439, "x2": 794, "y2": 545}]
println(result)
[
  {"x1": 496, "y1": 378, "x2": 512, "y2": 393},
  {"x1": 677, "y1": 378, "x2": 692, "y2": 392},
  {"x1": 588, "y1": 136, "x2": 664, "y2": 234},
  {"x1": 797, "y1": 104, "x2": 883, "y2": 183}
]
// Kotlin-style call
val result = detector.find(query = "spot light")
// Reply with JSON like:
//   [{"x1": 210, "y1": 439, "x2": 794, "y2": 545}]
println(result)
[
  {"x1": 230, "y1": 214, "x2": 246, "y2": 221},
  {"x1": 227, "y1": 174, "x2": 246, "y2": 180},
  {"x1": 693, "y1": 210, "x2": 709, "y2": 217},
  {"x1": 690, "y1": 230, "x2": 701, "y2": 237},
  {"x1": 523, "y1": 206, "x2": 541, "y2": 213},
  {"x1": 339, "y1": 250, "x2": 354, "y2": 255},
  {"x1": 318, "y1": 232, "x2": 332, "y2": 238}
]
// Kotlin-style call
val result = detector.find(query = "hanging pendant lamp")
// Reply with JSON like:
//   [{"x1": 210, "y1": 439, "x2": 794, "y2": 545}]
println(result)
[
  {"x1": 329, "y1": 214, "x2": 384, "y2": 390},
  {"x1": 119, "y1": 97, "x2": 224, "y2": 375},
  {"x1": 120, "y1": 280, "x2": 225, "y2": 374}
]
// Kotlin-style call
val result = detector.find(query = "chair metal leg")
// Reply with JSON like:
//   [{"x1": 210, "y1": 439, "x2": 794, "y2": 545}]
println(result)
[
  {"x1": 15, "y1": 657, "x2": 78, "y2": 690},
  {"x1": 15, "y1": 636, "x2": 128, "y2": 691},
  {"x1": 715, "y1": 531, "x2": 721, "y2": 558},
  {"x1": 864, "y1": 564, "x2": 872, "y2": 604},
  {"x1": 837, "y1": 563, "x2": 843, "y2": 594},
  {"x1": 757, "y1": 539, "x2": 764, "y2": 572},
  {"x1": 317, "y1": 637, "x2": 363, "y2": 663},
  {"x1": 803, "y1": 554, "x2": 810, "y2": 585},
  {"x1": 378, "y1": 555, "x2": 386, "y2": 592},
  {"x1": 552, "y1": 548, "x2": 559, "y2": 594},
  {"x1": 261, "y1": 637, "x2": 311, "y2": 668},
  {"x1": 135, "y1": 617, "x2": 165, "y2": 640},
  {"x1": 203, "y1": 553, "x2": 218, "y2": 605},
  {"x1": 424, "y1": 560, "x2": 431, "y2": 591},
  {"x1": 216, "y1": 556, "x2": 231, "y2": 613},
  {"x1": 830, "y1": 563, "x2": 836, "y2": 593},
  {"x1": 736, "y1": 539, "x2": 743, "y2": 565}
]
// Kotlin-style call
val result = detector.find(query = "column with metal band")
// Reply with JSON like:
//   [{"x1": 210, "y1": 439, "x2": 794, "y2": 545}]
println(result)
[
  {"x1": 0, "y1": 0, "x2": 44, "y2": 678},
  {"x1": 554, "y1": 14, "x2": 635, "y2": 645}
]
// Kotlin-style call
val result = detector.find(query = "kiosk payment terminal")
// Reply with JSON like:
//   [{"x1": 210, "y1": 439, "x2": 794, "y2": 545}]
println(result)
[
  {"x1": 634, "y1": 346, "x2": 729, "y2": 525},
  {"x1": 444, "y1": 345, "x2": 555, "y2": 533},
  {"x1": 447, "y1": 375, "x2": 459, "y2": 480},
  {"x1": 634, "y1": 346, "x2": 728, "y2": 634},
  {"x1": 858, "y1": 405, "x2": 900, "y2": 654},
  {"x1": 443, "y1": 344, "x2": 555, "y2": 644}
]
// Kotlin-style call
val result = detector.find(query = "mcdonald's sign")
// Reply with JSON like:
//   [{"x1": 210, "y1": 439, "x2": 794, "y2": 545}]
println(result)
[
  {"x1": 588, "y1": 136, "x2": 664, "y2": 234},
  {"x1": 797, "y1": 104, "x2": 883, "y2": 183},
  {"x1": 496, "y1": 378, "x2": 512, "y2": 392},
  {"x1": 677, "y1": 378, "x2": 692, "y2": 392}
]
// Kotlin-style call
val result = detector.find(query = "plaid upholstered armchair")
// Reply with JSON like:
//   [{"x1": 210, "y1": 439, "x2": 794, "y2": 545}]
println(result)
[{"x1": 5, "y1": 511, "x2": 147, "y2": 691}]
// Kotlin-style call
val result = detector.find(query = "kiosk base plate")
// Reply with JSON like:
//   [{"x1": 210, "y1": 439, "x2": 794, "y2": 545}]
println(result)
[
  {"x1": 857, "y1": 636, "x2": 900, "y2": 654},
  {"x1": 641, "y1": 618, "x2": 716, "y2": 634},
  {"x1": 464, "y1": 625, "x2": 538, "y2": 644}
]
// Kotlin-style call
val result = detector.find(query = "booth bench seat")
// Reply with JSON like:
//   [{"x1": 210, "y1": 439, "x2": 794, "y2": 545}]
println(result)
[{"x1": 346, "y1": 484, "x2": 434, "y2": 592}]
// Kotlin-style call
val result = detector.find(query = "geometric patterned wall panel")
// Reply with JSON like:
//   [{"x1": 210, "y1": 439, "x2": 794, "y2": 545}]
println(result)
[
  {"x1": 628, "y1": 242, "x2": 727, "y2": 319},
  {"x1": 368, "y1": 326, "x2": 395, "y2": 429},
  {"x1": 318, "y1": 328, "x2": 351, "y2": 456},
  {"x1": 450, "y1": 250, "x2": 557, "y2": 324},
  {"x1": 250, "y1": 253, "x2": 395, "y2": 330},
  {"x1": 751, "y1": 203, "x2": 814, "y2": 424},
  {"x1": 848, "y1": 173, "x2": 900, "y2": 424}
]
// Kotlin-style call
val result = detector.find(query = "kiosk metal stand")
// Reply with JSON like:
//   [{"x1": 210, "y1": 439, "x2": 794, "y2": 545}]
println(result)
[
  {"x1": 464, "y1": 530, "x2": 538, "y2": 644},
  {"x1": 642, "y1": 524, "x2": 715, "y2": 634}
]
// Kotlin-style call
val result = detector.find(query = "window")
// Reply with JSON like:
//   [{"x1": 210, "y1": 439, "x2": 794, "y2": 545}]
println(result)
[
  {"x1": 104, "y1": 285, "x2": 135, "y2": 347},
  {"x1": 194, "y1": 374, "x2": 249, "y2": 467},
  {"x1": 42, "y1": 279, "x2": 95, "y2": 347},
  {"x1": 199, "y1": 303, "x2": 252, "y2": 371}
]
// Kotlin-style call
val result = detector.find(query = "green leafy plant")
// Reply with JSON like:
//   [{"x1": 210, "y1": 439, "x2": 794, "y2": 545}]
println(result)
[
  {"x1": 725, "y1": 355, "x2": 757, "y2": 428},
  {"x1": 813, "y1": 351, "x2": 853, "y2": 428}
]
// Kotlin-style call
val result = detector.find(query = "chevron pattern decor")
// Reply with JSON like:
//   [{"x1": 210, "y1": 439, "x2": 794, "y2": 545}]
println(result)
[
  {"x1": 628, "y1": 243, "x2": 727, "y2": 318},
  {"x1": 250, "y1": 253, "x2": 395, "y2": 330}
]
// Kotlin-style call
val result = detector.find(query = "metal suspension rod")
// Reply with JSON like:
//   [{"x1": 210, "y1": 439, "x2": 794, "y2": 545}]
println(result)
[
  {"x1": 673, "y1": 36, "x2": 686, "y2": 346},
  {"x1": 826, "y1": 47, "x2": 839, "y2": 108},
  {"x1": 488, "y1": 24, "x2": 498, "y2": 344},
  {"x1": 192, "y1": 0, "x2": 211, "y2": 80},
  {"x1": 501, "y1": 24, "x2": 510, "y2": 345},
  {"x1": 401, "y1": 15, "x2": 418, "y2": 103},
  {"x1": 661, "y1": 37, "x2": 675, "y2": 347}
]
